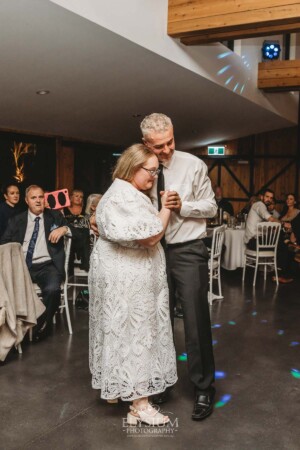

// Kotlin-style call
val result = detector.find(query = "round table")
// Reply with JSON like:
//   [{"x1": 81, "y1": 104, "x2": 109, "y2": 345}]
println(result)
[{"x1": 221, "y1": 228, "x2": 246, "y2": 270}]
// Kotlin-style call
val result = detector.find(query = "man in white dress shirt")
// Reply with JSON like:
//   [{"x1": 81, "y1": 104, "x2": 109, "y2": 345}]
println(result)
[
  {"x1": 140, "y1": 113, "x2": 218, "y2": 421},
  {"x1": 244, "y1": 189, "x2": 278, "y2": 250}
]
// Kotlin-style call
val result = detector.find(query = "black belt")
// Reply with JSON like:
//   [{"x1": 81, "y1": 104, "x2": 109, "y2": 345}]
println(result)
[{"x1": 166, "y1": 239, "x2": 202, "y2": 249}]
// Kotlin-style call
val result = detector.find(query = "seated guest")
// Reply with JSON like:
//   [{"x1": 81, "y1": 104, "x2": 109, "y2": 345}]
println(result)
[
  {"x1": 0, "y1": 183, "x2": 21, "y2": 238},
  {"x1": 267, "y1": 198, "x2": 280, "y2": 219},
  {"x1": 276, "y1": 213, "x2": 300, "y2": 279},
  {"x1": 279, "y1": 193, "x2": 300, "y2": 222},
  {"x1": 63, "y1": 189, "x2": 90, "y2": 272},
  {"x1": 85, "y1": 194, "x2": 102, "y2": 251},
  {"x1": 240, "y1": 196, "x2": 258, "y2": 215},
  {"x1": 0, "y1": 185, "x2": 72, "y2": 340},
  {"x1": 244, "y1": 188, "x2": 278, "y2": 250},
  {"x1": 291, "y1": 212, "x2": 300, "y2": 243},
  {"x1": 214, "y1": 186, "x2": 234, "y2": 216},
  {"x1": 85, "y1": 193, "x2": 102, "y2": 217}
]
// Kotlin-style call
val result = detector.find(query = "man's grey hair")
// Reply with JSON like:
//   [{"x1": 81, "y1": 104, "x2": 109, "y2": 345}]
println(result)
[
  {"x1": 140, "y1": 113, "x2": 173, "y2": 138},
  {"x1": 25, "y1": 184, "x2": 44, "y2": 198}
]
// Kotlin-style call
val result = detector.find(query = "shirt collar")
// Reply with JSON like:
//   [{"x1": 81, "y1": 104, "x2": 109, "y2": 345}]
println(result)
[
  {"x1": 28, "y1": 210, "x2": 44, "y2": 222},
  {"x1": 160, "y1": 150, "x2": 176, "y2": 170}
]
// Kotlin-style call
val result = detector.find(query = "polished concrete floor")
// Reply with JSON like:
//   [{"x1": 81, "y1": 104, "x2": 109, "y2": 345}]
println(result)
[{"x1": 1, "y1": 269, "x2": 300, "y2": 450}]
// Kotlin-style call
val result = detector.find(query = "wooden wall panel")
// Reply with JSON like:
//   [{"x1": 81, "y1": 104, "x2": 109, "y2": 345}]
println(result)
[
  {"x1": 55, "y1": 139, "x2": 74, "y2": 192},
  {"x1": 258, "y1": 60, "x2": 300, "y2": 91},
  {"x1": 168, "y1": 0, "x2": 300, "y2": 44},
  {"x1": 189, "y1": 125, "x2": 299, "y2": 215}
]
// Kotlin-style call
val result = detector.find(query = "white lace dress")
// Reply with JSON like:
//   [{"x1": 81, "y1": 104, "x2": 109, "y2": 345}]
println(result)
[{"x1": 89, "y1": 179, "x2": 177, "y2": 401}]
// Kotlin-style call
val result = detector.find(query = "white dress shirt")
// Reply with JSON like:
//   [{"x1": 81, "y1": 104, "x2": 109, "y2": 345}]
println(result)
[
  {"x1": 150, "y1": 150, "x2": 217, "y2": 244},
  {"x1": 22, "y1": 211, "x2": 51, "y2": 264},
  {"x1": 244, "y1": 201, "x2": 271, "y2": 243}
]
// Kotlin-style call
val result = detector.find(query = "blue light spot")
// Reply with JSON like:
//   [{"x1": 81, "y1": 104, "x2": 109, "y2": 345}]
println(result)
[
  {"x1": 212, "y1": 324, "x2": 222, "y2": 329},
  {"x1": 290, "y1": 341, "x2": 300, "y2": 347},
  {"x1": 182, "y1": 352, "x2": 187, "y2": 356},
  {"x1": 278, "y1": 330, "x2": 284, "y2": 335},
  {"x1": 215, "y1": 371, "x2": 226, "y2": 379},
  {"x1": 225, "y1": 76, "x2": 234, "y2": 85},
  {"x1": 213, "y1": 340, "x2": 218, "y2": 346},
  {"x1": 252, "y1": 311, "x2": 257, "y2": 316},
  {"x1": 217, "y1": 51, "x2": 232, "y2": 59},
  {"x1": 217, "y1": 65, "x2": 231, "y2": 75},
  {"x1": 215, "y1": 394, "x2": 232, "y2": 408}
]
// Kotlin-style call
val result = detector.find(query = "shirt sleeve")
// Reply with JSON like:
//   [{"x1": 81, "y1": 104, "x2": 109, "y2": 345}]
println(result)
[
  {"x1": 99, "y1": 194, "x2": 163, "y2": 244},
  {"x1": 180, "y1": 161, "x2": 218, "y2": 219},
  {"x1": 257, "y1": 202, "x2": 272, "y2": 221}
]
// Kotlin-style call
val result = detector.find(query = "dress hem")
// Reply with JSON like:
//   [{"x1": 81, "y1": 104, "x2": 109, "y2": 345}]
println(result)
[{"x1": 92, "y1": 378, "x2": 178, "y2": 402}]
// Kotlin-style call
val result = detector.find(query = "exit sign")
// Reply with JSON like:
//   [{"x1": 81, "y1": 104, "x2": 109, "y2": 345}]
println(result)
[{"x1": 208, "y1": 146, "x2": 225, "y2": 155}]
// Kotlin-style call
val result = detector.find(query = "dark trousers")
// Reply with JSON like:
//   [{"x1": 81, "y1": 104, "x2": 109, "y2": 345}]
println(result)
[
  {"x1": 165, "y1": 239, "x2": 215, "y2": 394},
  {"x1": 277, "y1": 238, "x2": 297, "y2": 277},
  {"x1": 30, "y1": 260, "x2": 63, "y2": 328}
]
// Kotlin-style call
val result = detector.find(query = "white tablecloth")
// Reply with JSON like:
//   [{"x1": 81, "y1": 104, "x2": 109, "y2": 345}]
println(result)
[{"x1": 221, "y1": 228, "x2": 246, "y2": 270}]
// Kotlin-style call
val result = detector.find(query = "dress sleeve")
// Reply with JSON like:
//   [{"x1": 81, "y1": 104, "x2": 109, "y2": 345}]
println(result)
[{"x1": 99, "y1": 193, "x2": 163, "y2": 244}]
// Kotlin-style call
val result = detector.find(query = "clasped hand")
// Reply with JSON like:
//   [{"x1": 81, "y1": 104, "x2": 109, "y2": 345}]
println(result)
[{"x1": 160, "y1": 190, "x2": 182, "y2": 213}]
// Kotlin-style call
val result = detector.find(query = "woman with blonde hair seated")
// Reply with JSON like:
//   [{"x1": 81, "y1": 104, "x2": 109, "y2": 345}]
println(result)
[
  {"x1": 89, "y1": 143, "x2": 177, "y2": 426},
  {"x1": 85, "y1": 193, "x2": 102, "y2": 216}
]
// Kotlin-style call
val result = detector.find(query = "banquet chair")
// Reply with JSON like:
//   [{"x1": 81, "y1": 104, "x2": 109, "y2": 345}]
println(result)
[
  {"x1": 208, "y1": 225, "x2": 225, "y2": 305},
  {"x1": 33, "y1": 237, "x2": 73, "y2": 334},
  {"x1": 242, "y1": 222, "x2": 281, "y2": 286},
  {"x1": 66, "y1": 232, "x2": 96, "y2": 305}
]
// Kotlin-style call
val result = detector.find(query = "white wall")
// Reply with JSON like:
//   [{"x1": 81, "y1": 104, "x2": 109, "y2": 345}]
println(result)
[{"x1": 50, "y1": 0, "x2": 298, "y2": 123}]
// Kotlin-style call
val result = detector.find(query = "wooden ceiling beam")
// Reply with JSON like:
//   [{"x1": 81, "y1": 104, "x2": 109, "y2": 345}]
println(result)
[
  {"x1": 168, "y1": 0, "x2": 300, "y2": 44},
  {"x1": 180, "y1": 23, "x2": 300, "y2": 46},
  {"x1": 258, "y1": 60, "x2": 300, "y2": 91}
]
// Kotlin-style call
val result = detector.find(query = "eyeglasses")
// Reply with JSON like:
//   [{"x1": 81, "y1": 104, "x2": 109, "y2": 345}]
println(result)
[{"x1": 142, "y1": 167, "x2": 161, "y2": 177}]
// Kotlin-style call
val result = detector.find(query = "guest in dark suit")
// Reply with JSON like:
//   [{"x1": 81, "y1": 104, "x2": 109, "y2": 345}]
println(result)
[
  {"x1": 214, "y1": 186, "x2": 234, "y2": 216},
  {"x1": 0, "y1": 185, "x2": 71, "y2": 340},
  {"x1": 0, "y1": 183, "x2": 21, "y2": 238}
]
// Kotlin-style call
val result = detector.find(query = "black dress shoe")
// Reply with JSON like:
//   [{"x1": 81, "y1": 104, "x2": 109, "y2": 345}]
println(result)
[
  {"x1": 192, "y1": 388, "x2": 215, "y2": 421},
  {"x1": 174, "y1": 308, "x2": 184, "y2": 319},
  {"x1": 32, "y1": 321, "x2": 49, "y2": 343},
  {"x1": 152, "y1": 388, "x2": 170, "y2": 405}
]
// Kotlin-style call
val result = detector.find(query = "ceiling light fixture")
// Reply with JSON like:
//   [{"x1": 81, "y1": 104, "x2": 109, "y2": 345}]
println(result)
[{"x1": 36, "y1": 90, "x2": 50, "y2": 95}]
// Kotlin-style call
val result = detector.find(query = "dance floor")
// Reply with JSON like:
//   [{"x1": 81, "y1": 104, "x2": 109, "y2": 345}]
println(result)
[{"x1": 1, "y1": 269, "x2": 300, "y2": 450}]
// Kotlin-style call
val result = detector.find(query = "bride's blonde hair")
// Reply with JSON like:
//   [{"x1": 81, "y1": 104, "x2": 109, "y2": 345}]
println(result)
[{"x1": 113, "y1": 143, "x2": 155, "y2": 181}]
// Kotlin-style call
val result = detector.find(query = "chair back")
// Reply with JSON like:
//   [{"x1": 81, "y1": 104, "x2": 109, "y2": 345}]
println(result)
[
  {"x1": 256, "y1": 222, "x2": 281, "y2": 249},
  {"x1": 64, "y1": 237, "x2": 72, "y2": 276},
  {"x1": 211, "y1": 225, "x2": 226, "y2": 260}
]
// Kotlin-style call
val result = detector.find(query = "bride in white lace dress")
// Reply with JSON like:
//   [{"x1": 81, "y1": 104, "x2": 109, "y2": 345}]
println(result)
[{"x1": 89, "y1": 144, "x2": 177, "y2": 425}]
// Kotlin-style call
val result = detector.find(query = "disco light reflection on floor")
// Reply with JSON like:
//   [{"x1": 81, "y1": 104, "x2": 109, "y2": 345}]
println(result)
[
  {"x1": 215, "y1": 371, "x2": 226, "y2": 380},
  {"x1": 290, "y1": 368, "x2": 300, "y2": 379},
  {"x1": 215, "y1": 394, "x2": 232, "y2": 408}
]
